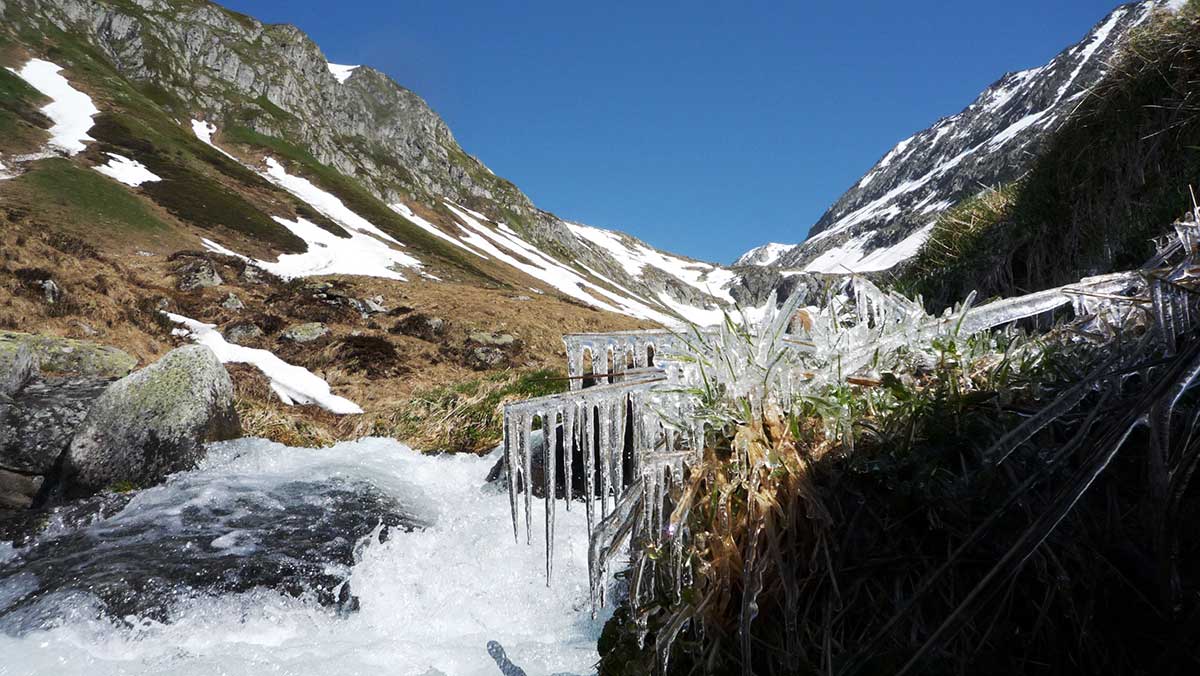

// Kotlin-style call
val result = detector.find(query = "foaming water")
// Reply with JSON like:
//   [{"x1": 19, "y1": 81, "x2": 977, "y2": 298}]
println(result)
[{"x1": 0, "y1": 438, "x2": 607, "y2": 675}]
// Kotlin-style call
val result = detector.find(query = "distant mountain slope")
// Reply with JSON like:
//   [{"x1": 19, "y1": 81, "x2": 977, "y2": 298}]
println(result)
[
  {"x1": 0, "y1": 0, "x2": 735, "y2": 326},
  {"x1": 739, "y1": 0, "x2": 1185, "y2": 273}
]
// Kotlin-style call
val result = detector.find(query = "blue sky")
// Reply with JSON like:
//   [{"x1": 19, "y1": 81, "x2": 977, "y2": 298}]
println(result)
[{"x1": 221, "y1": 0, "x2": 1126, "y2": 264}]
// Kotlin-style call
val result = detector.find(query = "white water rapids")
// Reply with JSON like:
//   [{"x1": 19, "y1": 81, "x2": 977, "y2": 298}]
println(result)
[{"x1": 0, "y1": 438, "x2": 608, "y2": 675}]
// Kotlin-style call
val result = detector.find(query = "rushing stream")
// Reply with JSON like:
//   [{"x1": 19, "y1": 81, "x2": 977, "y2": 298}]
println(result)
[{"x1": 0, "y1": 438, "x2": 608, "y2": 675}]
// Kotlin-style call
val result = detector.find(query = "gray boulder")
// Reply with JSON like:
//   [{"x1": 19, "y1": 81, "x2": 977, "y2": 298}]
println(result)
[
  {"x1": 175, "y1": 257, "x2": 223, "y2": 291},
  {"x1": 0, "y1": 332, "x2": 137, "y2": 379},
  {"x1": 281, "y1": 322, "x2": 330, "y2": 343},
  {"x1": 0, "y1": 376, "x2": 113, "y2": 475},
  {"x1": 225, "y1": 322, "x2": 264, "y2": 345},
  {"x1": 62, "y1": 345, "x2": 241, "y2": 496}
]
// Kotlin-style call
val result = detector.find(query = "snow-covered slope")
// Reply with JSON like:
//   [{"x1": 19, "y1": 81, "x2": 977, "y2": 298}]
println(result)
[
  {"x1": 739, "y1": 0, "x2": 1182, "y2": 273},
  {"x1": 0, "y1": 0, "x2": 742, "y2": 326}
]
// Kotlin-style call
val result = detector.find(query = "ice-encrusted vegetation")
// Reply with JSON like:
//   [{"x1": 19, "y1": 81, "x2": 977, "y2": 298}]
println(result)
[{"x1": 503, "y1": 213, "x2": 1200, "y2": 673}]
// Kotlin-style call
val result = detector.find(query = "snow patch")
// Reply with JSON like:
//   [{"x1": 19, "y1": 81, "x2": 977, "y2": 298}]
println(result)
[
  {"x1": 735, "y1": 242, "x2": 795, "y2": 267},
  {"x1": 7, "y1": 59, "x2": 98, "y2": 155},
  {"x1": 803, "y1": 224, "x2": 934, "y2": 274},
  {"x1": 327, "y1": 63, "x2": 359, "y2": 84},
  {"x1": 1055, "y1": 7, "x2": 1127, "y2": 102},
  {"x1": 191, "y1": 120, "x2": 240, "y2": 161},
  {"x1": 389, "y1": 202, "x2": 488, "y2": 259},
  {"x1": 93, "y1": 153, "x2": 161, "y2": 187},
  {"x1": 166, "y1": 313, "x2": 363, "y2": 414},
  {"x1": 565, "y1": 222, "x2": 735, "y2": 303}
]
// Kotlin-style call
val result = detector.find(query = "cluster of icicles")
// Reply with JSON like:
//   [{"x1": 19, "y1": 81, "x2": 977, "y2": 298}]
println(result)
[{"x1": 502, "y1": 217, "x2": 1200, "y2": 653}]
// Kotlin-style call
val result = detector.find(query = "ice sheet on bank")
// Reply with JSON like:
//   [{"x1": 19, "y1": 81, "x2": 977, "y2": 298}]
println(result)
[
  {"x1": 166, "y1": 312, "x2": 362, "y2": 414},
  {"x1": 7, "y1": 59, "x2": 98, "y2": 155},
  {"x1": 327, "y1": 63, "x2": 359, "y2": 84},
  {"x1": 0, "y1": 438, "x2": 606, "y2": 676},
  {"x1": 93, "y1": 153, "x2": 161, "y2": 187}
]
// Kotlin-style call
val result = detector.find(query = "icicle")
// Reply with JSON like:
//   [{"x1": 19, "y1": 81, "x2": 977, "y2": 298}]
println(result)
[
  {"x1": 583, "y1": 403, "x2": 596, "y2": 540},
  {"x1": 562, "y1": 404, "x2": 575, "y2": 509},
  {"x1": 588, "y1": 481, "x2": 643, "y2": 615},
  {"x1": 544, "y1": 409, "x2": 557, "y2": 584},
  {"x1": 504, "y1": 414, "x2": 519, "y2": 542},
  {"x1": 522, "y1": 413, "x2": 534, "y2": 545}
]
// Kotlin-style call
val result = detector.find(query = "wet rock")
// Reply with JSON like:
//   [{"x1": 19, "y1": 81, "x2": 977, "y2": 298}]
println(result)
[
  {"x1": 390, "y1": 313, "x2": 445, "y2": 341},
  {"x1": 0, "y1": 469, "x2": 43, "y2": 510},
  {"x1": 62, "y1": 346, "x2": 241, "y2": 497},
  {"x1": 0, "y1": 376, "x2": 112, "y2": 476},
  {"x1": 224, "y1": 322, "x2": 264, "y2": 345},
  {"x1": 281, "y1": 322, "x2": 330, "y2": 344},
  {"x1": 221, "y1": 293, "x2": 245, "y2": 311},
  {"x1": 174, "y1": 256, "x2": 223, "y2": 291},
  {"x1": 0, "y1": 332, "x2": 136, "y2": 380}
]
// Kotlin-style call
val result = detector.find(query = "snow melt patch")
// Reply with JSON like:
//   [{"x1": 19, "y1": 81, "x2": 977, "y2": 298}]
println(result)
[
  {"x1": 166, "y1": 313, "x2": 362, "y2": 415},
  {"x1": 0, "y1": 159, "x2": 13, "y2": 181},
  {"x1": 442, "y1": 203, "x2": 693, "y2": 325},
  {"x1": 327, "y1": 63, "x2": 360, "y2": 84},
  {"x1": 190, "y1": 120, "x2": 240, "y2": 161},
  {"x1": 566, "y1": 222, "x2": 735, "y2": 303},
  {"x1": 7, "y1": 59, "x2": 98, "y2": 155},
  {"x1": 389, "y1": 202, "x2": 488, "y2": 259},
  {"x1": 803, "y1": 223, "x2": 934, "y2": 274},
  {"x1": 736, "y1": 242, "x2": 796, "y2": 267},
  {"x1": 93, "y1": 153, "x2": 161, "y2": 187}
]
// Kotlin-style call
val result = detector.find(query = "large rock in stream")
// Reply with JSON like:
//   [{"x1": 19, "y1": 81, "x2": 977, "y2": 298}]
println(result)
[{"x1": 62, "y1": 345, "x2": 241, "y2": 497}]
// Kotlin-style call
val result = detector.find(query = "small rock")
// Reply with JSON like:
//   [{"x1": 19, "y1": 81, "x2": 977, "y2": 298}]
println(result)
[
  {"x1": 0, "y1": 469, "x2": 44, "y2": 510},
  {"x1": 62, "y1": 345, "x2": 241, "y2": 497},
  {"x1": 280, "y1": 322, "x2": 330, "y2": 344},
  {"x1": 469, "y1": 332, "x2": 518, "y2": 348},
  {"x1": 221, "y1": 293, "x2": 245, "y2": 311},
  {"x1": 511, "y1": 295, "x2": 533, "y2": 302},
  {"x1": 175, "y1": 257, "x2": 223, "y2": 291},
  {"x1": 466, "y1": 346, "x2": 507, "y2": 370},
  {"x1": 155, "y1": 297, "x2": 171, "y2": 311},
  {"x1": 224, "y1": 322, "x2": 264, "y2": 345},
  {"x1": 240, "y1": 265, "x2": 268, "y2": 285},
  {"x1": 39, "y1": 279, "x2": 62, "y2": 305},
  {"x1": 70, "y1": 320, "x2": 100, "y2": 337},
  {"x1": 390, "y1": 313, "x2": 446, "y2": 341},
  {"x1": 350, "y1": 296, "x2": 387, "y2": 317}
]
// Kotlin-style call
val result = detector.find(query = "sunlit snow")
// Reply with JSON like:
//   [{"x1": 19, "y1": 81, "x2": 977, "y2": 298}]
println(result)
[
  {"x1": 7, "y1": 59, "x2": 98, "y2": 155},
  {"x1": 803, "y1": 224, "x2": 934, "y2": 274},
  {"x1": 93, "y1": 153, "x2": 161, "y2": 187},
  {"x1": 327, "y1": 63, "x2": 359, "y2": 84},
  {"x1": 167, "y1": 313, "x2": 363, "y2": 414}
]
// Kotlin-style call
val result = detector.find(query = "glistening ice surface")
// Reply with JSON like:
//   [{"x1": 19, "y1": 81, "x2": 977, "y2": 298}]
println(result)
[{"x1": 0, "y1": 438, "x2": 606, "y2": 676}]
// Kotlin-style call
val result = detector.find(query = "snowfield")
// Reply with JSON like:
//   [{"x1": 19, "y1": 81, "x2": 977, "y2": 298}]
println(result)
[
  {"x1": 7, "y1": 58, "x2": 98, "y2": 155},
  {"x1": 93, "y1": 153, "x2": 162, "y2": 187},
  {"x1": 167, "y1": 313, "x2": 363, "y2": 415}
]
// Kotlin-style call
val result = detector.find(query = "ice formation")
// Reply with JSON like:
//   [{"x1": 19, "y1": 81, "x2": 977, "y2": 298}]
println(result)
[{"x1": 502, "y1": 218, "x2": 1200, "y2": 644}]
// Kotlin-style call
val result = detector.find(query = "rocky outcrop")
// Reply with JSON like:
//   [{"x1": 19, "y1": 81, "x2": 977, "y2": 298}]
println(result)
[
  {"x1": 62, "y1": 345, "x2": 241, "y2": 497},
  {"x1": 281, "y1": 322, "x2": 329, "y2": 344},
  {"x1": 463, "y1": 332, "x2": 521, "y2": 370}
]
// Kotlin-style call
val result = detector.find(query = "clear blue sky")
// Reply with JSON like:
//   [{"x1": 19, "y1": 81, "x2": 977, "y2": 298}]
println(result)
[{"x1": 221, "y1": 0, "x2": 1125, "y2": 264}]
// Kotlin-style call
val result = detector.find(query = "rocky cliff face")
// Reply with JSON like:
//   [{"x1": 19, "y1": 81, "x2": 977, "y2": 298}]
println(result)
[{"x1": 740, "y1": 0, "x2": 1184, "y2": 273}]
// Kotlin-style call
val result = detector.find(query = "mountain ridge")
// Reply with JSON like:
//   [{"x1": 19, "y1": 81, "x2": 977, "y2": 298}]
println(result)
[{"x1": 738, "y1": 0, "x2": 1185, "y2": 274}]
